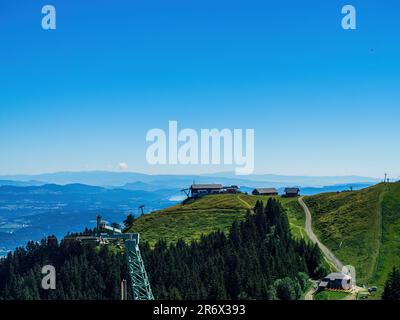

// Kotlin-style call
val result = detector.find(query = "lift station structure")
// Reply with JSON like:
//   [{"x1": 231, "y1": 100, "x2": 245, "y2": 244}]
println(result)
[{"x1": 75, "y1": 215, "x2": 154, "y2": 300}]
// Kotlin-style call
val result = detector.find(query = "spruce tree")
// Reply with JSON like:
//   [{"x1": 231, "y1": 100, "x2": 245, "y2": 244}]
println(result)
[{"x1": 382, "y1": 267, "x2": 400, "y2": 300}]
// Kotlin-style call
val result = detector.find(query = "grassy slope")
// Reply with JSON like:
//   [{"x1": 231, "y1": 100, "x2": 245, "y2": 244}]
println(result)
[
  {"x1": 128, "y1": 194, "x2": 306, "y2": 247},
  {"x1": 285, "y1": 199, "x2": 308, "y2": 241},
  {"x1": 304, "y1": 182, "x2": 400, "y2": 288},
  {"x1": 374, "y1": 183, "x2": 400, "y2": 286},
  {"x1": 314, "y1": 290, "x2": 350, "y2": 300}
]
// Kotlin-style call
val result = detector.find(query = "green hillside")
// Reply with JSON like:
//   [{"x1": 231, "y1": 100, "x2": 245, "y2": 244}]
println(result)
[
  {"x1": 304, "y1": 182, "x2": 400, "y2": 288},
  {"x1": 127, "y1": 193, "x2": 305, "y2": 247}
]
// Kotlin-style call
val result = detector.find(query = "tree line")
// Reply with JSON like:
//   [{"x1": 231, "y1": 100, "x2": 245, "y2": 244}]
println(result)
[
  {"x1": 382, "y1": 267, "x2": 400, "y2": 300},
  {"x1": 0, "y1": 234, "x2": 127, "y2": 300},
  {"x1": 0, "y1": 198, "x2": 327, "y2": 300},
  {"x1": 141, "y1": 199, "x2": 327, "y2": 299}
]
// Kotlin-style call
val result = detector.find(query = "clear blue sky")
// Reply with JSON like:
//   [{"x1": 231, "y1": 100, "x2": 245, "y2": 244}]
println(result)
[{"x1": 0, "y1": 0, "x2": 399, "y2": 178}]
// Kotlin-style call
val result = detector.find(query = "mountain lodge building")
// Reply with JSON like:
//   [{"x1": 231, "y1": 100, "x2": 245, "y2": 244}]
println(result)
[{"x1": 252, "y1": 188, "x2": 278, "y2": 196}]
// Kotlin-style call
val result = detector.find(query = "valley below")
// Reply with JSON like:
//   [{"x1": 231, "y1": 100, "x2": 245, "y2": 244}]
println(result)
[{"x1": 0, "y1": 184, "x2": 180, "y2": 255}]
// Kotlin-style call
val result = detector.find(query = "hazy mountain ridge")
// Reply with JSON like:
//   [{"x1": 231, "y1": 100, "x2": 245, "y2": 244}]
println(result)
[
  {"x1": 0, "y1": 171, "x2": 379, "y2": 188},
  {"x1": 0, "y1": 171, "x2": 380, "y2": 256},
  {"x1": 0, "y1": 180, "x2": 46, "y2": 187}
]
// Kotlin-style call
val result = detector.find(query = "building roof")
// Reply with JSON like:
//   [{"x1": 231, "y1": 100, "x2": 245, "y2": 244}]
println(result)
[
  {"x1": 254, "y1": 188, "x2": 278, "y2": 194},
  {"x1": 284, "y1": 187, "x2": 300, "y2": 193},
  {"x1": 190, "y1": 184, "x2": 224, "y2": 190},
  {"x1": 324, "y1": 272, "x2": 352, "y2": 280},
  {"x1": 319, "y1": 281, "x2": 329, "y2": 287}
]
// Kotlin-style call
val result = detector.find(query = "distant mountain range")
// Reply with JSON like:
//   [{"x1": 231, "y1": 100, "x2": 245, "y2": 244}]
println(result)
[
  {"x1": 0, "y1": 180, "x2": 45, "y2": 187},
  {"x1": 0, "y1": 170, "x2": 380, "y2": 189},
  {"x1": 0, "y1": 171, "x2": 381, "y2": 256},
  {"x1": 239, "y1": 183, "x2": 373, "y2": 196}
]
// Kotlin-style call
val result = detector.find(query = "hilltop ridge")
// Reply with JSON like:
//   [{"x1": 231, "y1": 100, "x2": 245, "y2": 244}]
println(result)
[
  {"x1": 127, "y1": 193, "x2": 304, "y2": 246},
  {"x1": 303, "y1": 182, "x2": 400, "y2": 288},
  {"x1": 128, "y1": 182, "x2": 400, "y2": 294}
]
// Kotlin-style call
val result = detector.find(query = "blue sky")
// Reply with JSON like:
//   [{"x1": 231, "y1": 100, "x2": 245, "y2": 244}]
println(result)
[{"x1": 0, "y1": 0, "x2": 399, "y2": 178}]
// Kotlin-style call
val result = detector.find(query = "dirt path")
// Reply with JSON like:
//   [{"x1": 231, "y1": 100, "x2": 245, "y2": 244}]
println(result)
[
  {"x1": 289, "y1": 222, "x2": 305, "y2": 239},
  {"x1": 304, "y1": 281, "x2": 318, "y2": 300},
  {"x1": 237, "y1": 195, "x2": 251, "y2": 209},
  {"x1": 298, "y1": 197, "x2": 344, "y2": 271}
]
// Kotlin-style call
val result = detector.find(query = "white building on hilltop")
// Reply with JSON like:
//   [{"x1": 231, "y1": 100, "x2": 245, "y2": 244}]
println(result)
[{"x1": 318, "y1": 272, "x2": 353, "y2": 291}]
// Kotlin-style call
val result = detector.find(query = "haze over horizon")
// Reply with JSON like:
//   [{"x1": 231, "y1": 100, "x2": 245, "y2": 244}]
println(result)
[
  {"x1": 0, "y1": 170, "x2": 382, "y2": 190},
  {"x1": 0, "y1": 169, "x2": 382, "y2": 179}
]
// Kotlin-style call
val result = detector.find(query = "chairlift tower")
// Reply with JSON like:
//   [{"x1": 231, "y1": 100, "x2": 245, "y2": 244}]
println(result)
[
  {"x1": 125, "y1": 235, "x2": 154, "y2": 300},
  {"x1": 92, "y1": 215, "x2": 154, "y2": 300},
  {"x1": 138, "y1": 205, "x2": 145, "y2": 215}
]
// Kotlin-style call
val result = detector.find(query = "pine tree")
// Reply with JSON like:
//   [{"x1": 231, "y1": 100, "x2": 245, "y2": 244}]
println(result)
[
  {"x1": 0, "y1": 199, "x2": 326, "y2": 300},
  {"x1": 123, "y1": 214, "x2": 136, "y2": 229},
  {"x1": 382, "y1": 267, "x2": 400, "y2": 300}
]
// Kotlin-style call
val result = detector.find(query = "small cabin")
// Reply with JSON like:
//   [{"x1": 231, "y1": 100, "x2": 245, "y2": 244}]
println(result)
[
  {"x1": 318, "y1": 272, "x2": 353, "y2": 291},
  {"x1": 284, "y1": 187, "x2": 300, "y2": 197},
  {"x1": 190, "y1": 184, "x2": 224, "y2": 197},
  {"x1": 185, "y1": 184, "x2": 239, "y2": 198},
  {"x1": 252, "y1": 188, "x2": 278, "y2": 196}
]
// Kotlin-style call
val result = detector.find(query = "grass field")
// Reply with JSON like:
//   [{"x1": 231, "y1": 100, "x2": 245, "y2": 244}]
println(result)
[
  {"x1": 127, "y1": 193, "x2": 306, "y2": 247},
  {"x1": 284, "y1": 199, "x2": 308, "y2": 241},
  {"x1": 314, "y1": 290, "x2": 351, "y2": 300},
  {"x1": 304, "y1": 182, "x2": 400, "y2": 290},
  {"x1": 125, "y1": 183, "x2": 400, "y2": 300},
  {"x1": 373, "y1": 183, "x2": 400, "y2": 287}
]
